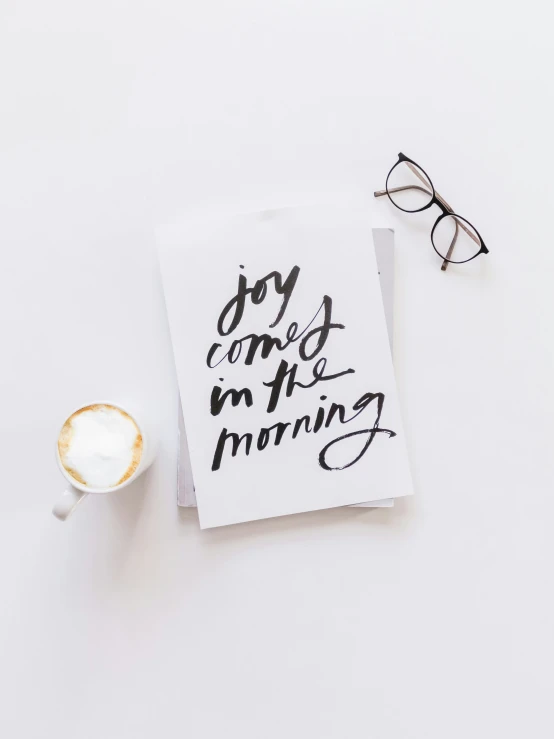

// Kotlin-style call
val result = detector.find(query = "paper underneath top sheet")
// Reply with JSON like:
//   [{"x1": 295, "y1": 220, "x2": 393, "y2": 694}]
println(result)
[{"x1": 158, "y1": 206, "x2": 413, "y2": 528}]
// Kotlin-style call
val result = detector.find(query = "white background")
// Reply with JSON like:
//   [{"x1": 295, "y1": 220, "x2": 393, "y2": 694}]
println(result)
[{"x1": 0, "y1": 2, "x2": 553, "y2": 738}]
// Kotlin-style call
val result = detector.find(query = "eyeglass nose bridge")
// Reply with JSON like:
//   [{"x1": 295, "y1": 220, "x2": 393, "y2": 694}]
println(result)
[{"x1": 430, "y1": 191, "x2": 455, "y2": 215}]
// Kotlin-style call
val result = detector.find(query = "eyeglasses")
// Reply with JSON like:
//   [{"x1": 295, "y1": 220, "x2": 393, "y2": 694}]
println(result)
[{"x1": 374, "y1": 153, "x2": 489, "y2": 271}]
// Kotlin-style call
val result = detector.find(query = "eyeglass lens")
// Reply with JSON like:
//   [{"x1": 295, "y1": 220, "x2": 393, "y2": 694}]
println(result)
[
  {"x1": 386, "y1": 161, "x2": 434, "y2": 212},
  {"x1": 432, "y1": 214, "x2": 482, "y2": 264}
]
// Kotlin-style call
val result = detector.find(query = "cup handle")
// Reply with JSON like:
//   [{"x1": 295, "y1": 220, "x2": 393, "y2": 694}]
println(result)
[{"x1": 52, "y1": 487, "x2": 88, "y2": 521}]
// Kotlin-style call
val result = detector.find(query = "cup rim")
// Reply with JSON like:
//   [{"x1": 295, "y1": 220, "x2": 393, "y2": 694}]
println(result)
[{"x1": 56, "y1": 401, "x2": 144, "y2": 495}]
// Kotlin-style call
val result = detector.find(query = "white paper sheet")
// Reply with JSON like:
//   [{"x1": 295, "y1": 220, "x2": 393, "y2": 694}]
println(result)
[
  {"x1": 177, "y1": 227, "x2": 397, "y2": 510},
  {"x1": 159, "y1": 206, "x2": 413, "y2": 528}
]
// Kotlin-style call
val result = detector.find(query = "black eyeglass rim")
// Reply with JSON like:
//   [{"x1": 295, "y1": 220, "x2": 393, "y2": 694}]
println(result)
[
  {"x1": 385, "y1": 153, "x2": 436, "y2": 214},
  {"x1": 385, "y1": 152, "x2": 489, "y2": 264},
  {"x1": 431, "y1": 212, "x2": 488, "y2": 264}
]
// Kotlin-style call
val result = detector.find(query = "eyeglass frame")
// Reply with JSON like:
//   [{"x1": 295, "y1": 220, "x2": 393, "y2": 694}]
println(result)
[{"x1": 374, "y1": 152, "x2": 489, "y2": 272}]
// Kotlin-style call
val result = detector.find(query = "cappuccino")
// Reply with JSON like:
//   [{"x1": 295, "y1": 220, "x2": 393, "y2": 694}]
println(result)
[{"x1": 58, "y1": 404, "x2": 143, "y2": 489}]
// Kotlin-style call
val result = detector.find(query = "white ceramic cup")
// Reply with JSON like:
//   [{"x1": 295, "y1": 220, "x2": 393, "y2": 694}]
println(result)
[{"x1": 52, "y1": 401, "x2": 156, "y2": 522}]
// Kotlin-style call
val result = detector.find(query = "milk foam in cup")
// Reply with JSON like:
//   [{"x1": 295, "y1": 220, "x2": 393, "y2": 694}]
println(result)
[
  {"x1": 58, "y1": 404, "x2": 143, "y2": 489},
  {"x1": 53, "y1": 401, "x2": 154, "y2": 522}
]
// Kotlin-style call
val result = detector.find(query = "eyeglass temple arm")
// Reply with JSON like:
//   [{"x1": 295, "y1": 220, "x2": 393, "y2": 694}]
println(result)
[
  {"x1": 375, "y1": 162, "x2": 480, "y2": 270},
  {"x1": 374, "y1": 184, "x2": 431, "y2": 198},
  {"x1": 441, "y1": 218, "x2": 459, "y2": 272}
]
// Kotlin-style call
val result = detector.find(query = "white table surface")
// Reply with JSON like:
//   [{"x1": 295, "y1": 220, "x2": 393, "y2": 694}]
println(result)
[{"x1": 1, "y1": 3, "x2": 553, "y2": 738}]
